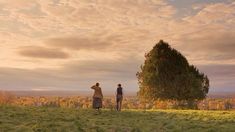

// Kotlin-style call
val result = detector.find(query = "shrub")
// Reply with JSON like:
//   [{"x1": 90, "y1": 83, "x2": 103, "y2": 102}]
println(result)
[{"x1": 0, "y1": 91, "x2": 15, "y2": 105}]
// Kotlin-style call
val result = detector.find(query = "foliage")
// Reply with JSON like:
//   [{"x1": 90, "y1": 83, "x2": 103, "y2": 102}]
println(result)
[
  {"x1": 137, "y1": 40, "x2": 209, "y2": 105},
  {"x1": 1, "y1": 94, "x2": 234, "y2": 110},
  {"x1": 0, "y1": 105, "x2": 235, "y2": 132},
  {"x1": 1, "y1": 91, "x2": 235, "y2": 110},
  {"x1": 0, "y1": 91, "x2": 15, "y2": 105}
]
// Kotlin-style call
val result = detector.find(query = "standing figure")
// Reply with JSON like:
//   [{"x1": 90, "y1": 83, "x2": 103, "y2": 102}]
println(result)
[
  {"x1": 91, "y1": 83, "x2": 103, "y2": 112},
  {"x1": 116, "y1": 84, "x2": 123, "y2": 111}
]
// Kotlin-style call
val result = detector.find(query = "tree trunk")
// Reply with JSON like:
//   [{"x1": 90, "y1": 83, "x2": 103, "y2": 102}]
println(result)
[{"x1": 187, "y1": 100, "x2": 198, "y2": 109}]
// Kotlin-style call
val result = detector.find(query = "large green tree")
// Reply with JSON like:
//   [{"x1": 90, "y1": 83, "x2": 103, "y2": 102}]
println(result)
[{"x1": 137, "y1": 40, "x2": 209, "y2": 108}]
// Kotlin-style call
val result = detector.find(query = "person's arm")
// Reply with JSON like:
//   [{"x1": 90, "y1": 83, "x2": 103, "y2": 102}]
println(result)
[
  {"x1": 101, "y1": 89, "x2": 103, "y2": 99},
  {"x1": 91, "y1": 85, "x2": 96, "y2": 90}
]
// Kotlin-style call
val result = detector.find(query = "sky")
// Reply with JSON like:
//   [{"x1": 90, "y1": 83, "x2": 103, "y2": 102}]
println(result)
[{"x1": 0, "y1": 0, "x2": 234, "y2": 94}]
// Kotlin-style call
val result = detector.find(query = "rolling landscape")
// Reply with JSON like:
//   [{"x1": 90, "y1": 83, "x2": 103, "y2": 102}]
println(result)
[
  {"x1": 6, "y1": 90, "x2": 235, "y2": 98},
  {"x1": 0, "y1": 90, "x2": 235, "y2": 131},
  {"x1": 0, "y1": 0, "x2": 235, "y2": 132}
]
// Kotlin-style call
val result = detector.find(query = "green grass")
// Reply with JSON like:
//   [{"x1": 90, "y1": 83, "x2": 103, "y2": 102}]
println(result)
[{"x1": 0, "y1": 105, "x2": 235, "y2": 132}]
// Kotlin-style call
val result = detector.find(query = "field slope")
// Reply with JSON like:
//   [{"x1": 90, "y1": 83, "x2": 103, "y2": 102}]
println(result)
[{"x1": 0, "y1": 106, "x2": 234, "y2": 132}]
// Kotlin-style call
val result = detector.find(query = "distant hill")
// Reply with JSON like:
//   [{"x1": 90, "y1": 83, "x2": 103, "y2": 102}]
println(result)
[
  {"x1": 9, "y1": 90, "x2": 91, "y2": 97},
  {"x1": 4, "y1": 90, "x2": 235, "y2": 98},
  {"x1": 8, "y1": 90, "x2": 137, "y2": 97},
  {"x1": 208, "y1": 92, "x2": 235, "y2": 98}
]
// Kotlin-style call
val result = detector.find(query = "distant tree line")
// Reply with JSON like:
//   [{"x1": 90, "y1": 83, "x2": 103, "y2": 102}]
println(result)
[{"x1": 0, "y1": 92, "x2": 234, "y2": 110}]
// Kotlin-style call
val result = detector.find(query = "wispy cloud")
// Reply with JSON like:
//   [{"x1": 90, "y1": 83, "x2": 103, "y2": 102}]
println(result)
[
  {"x1": 0, "y1": 0, "x2": 234, "y2": 92},
  {"x1": 18, "y1": 46, "x2": 70, "y2": 59},
  {"x1": 46, "y1": 36, "x2": 114, "y2": 51}
]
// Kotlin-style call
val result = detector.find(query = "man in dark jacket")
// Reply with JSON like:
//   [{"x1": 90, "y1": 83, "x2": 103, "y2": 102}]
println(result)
[{"x1": 116, "y1": 84, "x2": 123, "y2": 111}]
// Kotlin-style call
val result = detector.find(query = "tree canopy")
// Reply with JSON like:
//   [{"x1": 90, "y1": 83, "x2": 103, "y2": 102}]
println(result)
[{"x1": 137, "y1": 40, "x2": 209, "y2": 102}]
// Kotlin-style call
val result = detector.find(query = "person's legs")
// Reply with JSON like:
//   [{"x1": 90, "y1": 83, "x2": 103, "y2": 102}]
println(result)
[
  {"x1": 95, "y1": 98, "x2": 101, "y2": 114},
  {"x1": 93, "y1": 99, "x2": 96, "y2": 114},
  {"x1": 92, "y1": 97, "x2": 96, "y2": 109},
  {"x1": 116, "y1": 95, "x2": 123, "y2": 111},
  {"x1": 116, "y1": 97, "x2": 119, "y2": 111},
  {"x1": 116, "y1": 102, "x2": 118, "y2": 111},
  {"x1": 119, "y1": 98, "x2": 122, "y2": 111},
  {"x1": 118, "y1": 101, "x2": 121, "y2": 111},
  {"x1": 117, "y1": 101, "x2": 120, "y2": 111},
  {"x1": 93, "y1": 97, "x2": 101, "y2": 114}
]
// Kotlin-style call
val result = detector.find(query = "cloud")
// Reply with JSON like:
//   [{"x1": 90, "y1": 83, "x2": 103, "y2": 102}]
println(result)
[
  {"x1": 0, "y1": 0, "x2": 37, "y2": 9},
  {"x1": 0, "y1": 0, "x2": 234, "y2": 93},
  {"x1": 63, "y1": 56, "x2": 142, "y2": 79},
  {"x1": 175, "y1": 28, "x2": 235, "y2": 51},
  {"x1": 183, "y1": 2, "x2": 235, "y2": 25},
  {"x1": 18, "y1": 46, "x2": 70, "y2": 59},
  {"x1": 172, "y1": 27, "x2": 235, "y2": 65},
  {"x1": 0, "y1": 67, "x2": 74, "y2": 90},
  {"x1": 0, "y1": 56, "x2": 141, "y2": 91},
  {"x1": 197, "y1": 64, "x2": 235, "y2": 92},
  {"x1": 41, "y1": 1, "x2": 76, "y2": 17},
  {"x1": 164, "y1": 2, "x2": 235, "y2": 65},
  {"x1": 37, "y1": 0, "x2": 176, "y2": 30},
  {"x1": 45, "y1": 36, "x2": 114, "y2": 51}
]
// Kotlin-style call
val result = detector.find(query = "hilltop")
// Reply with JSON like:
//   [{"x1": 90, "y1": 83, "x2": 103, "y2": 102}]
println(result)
[{"x1": 0, "y1": 105, "x2": 234, "y2": 132}]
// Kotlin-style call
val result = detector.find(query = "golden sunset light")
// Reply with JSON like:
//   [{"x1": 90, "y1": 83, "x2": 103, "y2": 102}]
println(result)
[
  {"x1": 1, "y1": 1, "x2": 235, "y2": 131},
  {"x1": 0, "y1": 0, "x2": 234, "y2": 94}
]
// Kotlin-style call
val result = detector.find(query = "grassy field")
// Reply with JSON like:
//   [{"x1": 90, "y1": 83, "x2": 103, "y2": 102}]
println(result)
[{"x1": 0, "y1": 105, "x2": 234, "y2": 132}]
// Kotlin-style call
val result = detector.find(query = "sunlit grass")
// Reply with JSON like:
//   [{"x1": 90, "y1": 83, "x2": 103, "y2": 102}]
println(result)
[{"x1": 0, "y1": 105, "x2": 234, "y2": 132}]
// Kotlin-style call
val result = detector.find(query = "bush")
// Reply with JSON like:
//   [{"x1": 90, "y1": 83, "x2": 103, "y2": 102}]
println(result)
[{"x1": 0, "y1": 91, "x2": 15, "y2": 105}]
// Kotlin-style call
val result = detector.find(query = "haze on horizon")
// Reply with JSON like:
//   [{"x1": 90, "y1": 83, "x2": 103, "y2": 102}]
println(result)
[{"x1": 0, "y1": 0, "x2": 234, "y2": 94}]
